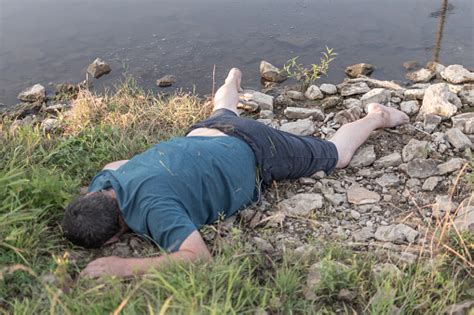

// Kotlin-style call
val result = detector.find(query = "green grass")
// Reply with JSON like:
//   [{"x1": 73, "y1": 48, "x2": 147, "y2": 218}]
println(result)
[{"x1": 0, "y1": 81, "x2": 472, "y2": 314}]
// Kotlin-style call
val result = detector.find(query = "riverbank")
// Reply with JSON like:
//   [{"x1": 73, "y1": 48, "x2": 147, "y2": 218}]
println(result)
[{"x1": 1, "y1": 62, "x2": 473, "y2": 314}]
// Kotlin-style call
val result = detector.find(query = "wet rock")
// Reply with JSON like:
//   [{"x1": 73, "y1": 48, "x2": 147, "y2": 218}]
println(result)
[
  {"x1": 280, "y1": 118, "x2": 315, "y2": 136},
  {"x1": 350, "y1": 145, "x2": 376, "y2": 167},
  {"x1": 259, "y1": 60, "x2": 287, "y2": 83},
  {"x1": 278, "y1": 193, "x2": 323, "y2": 217},
  {"x1": 339, "y1": 82, "x2": 370, "y2": 97},
  {"x1": 419, "y1": 83, "x2": 458, "y2": 119},
  {"x1": 342, "y1": 98, "x2": 361, "y2": 109},
  {"x1": 451, "y1": 113, "x2": 474, "y2": 134},
  {"x1": 375, "y1": 173, "x2": 400, "y2": 187},
  {"x1": 240, "y1": 90, "x2": 274, "y2": 111},
  {"x1": 438, "y1": 158, "x2": 465, "y2": 175},
  {"x1": 404, "y1": 88, "x2": 426, "y2": 100},
  {"x1": 319, "y1": 83, "x2": 337, "y2": 95},
  {"x1": 445, "y1": 128, "x2": 472, "y2": 150},
  {"x1": 405, "y1": 159, "x2": 439, "y2": 178},
  {"x1": 426, "y1": 61, "x2": 446, "y2": 75},
  {"x1": 406, "y1": 68, "x2": 435, "y2": 83},
  {"x1": 374, "y1": 152, "x2": 402, "y2": 168},
  {"x1": 423, "y1": 114, "x2": 442, "y2": 133},
  {"x1": 321, "y1": 96, "x2": 342, "y2": 109},
  {"x1": 87, "y1": 58, "x2": 111, "y2": 79},
  {"x1": 360, "y1": 88, "x2": 391, "y2": 108},
  {"x1": 284, "y1": 107, "x2": 324, "y2": 120},
  {"x1": 402, "y1": 139, "x2": 430, "y2": 162},
  {"x1": 422, "y1": 176, "x2": 440, "y2": 191},
  {"x1": 443, "y1": 300, "x2": 474, "y2": 315},
  {"x1": 17, "y1": 84, "x2": 45, "y2": 103},
  {"x1": 459, "y1": 84, "x2": 474, "y2": 106},
  {"x1": 345, "y1": 63, "x2": 374, "y2": 78},
  {"x1": 454, "y1": 206, "x2": 474, "y2": 233},
  {"x1": 286, "y1": 90, "x2": 305, "y2": 101},
  {"x1": 334, "y1": 106, "x2": 362, "y2": 125},
  {"x1": 440, "y1": 64, "x2": 474, "y2": 84},
  {"x1": 400, "y1": 100, "x2": 420, "y2": 115},
  {"x1": 403, "y1": 61, "x2": 420, "y2": 71},
  {"x1": 347, "y1": 185, "x2": 381, "y2": 205},
  {"x1": 253, "y1": 237, "x2": 274, "y2": 252},
  {"x1": 353, "y1": 227, "x2": 374, "y2": 242},
  {"x1": 156, "y1": 75, "x2": 176, "y2": 87},
  {"x1": 432, "y1": 195, "x2": 458, "y2": 218},
  {"x1": 374, "y1": 224, "x2": 418, "y2": 244},
  {"x1": 304, "y1": 85, "x2": 324, "y2": 100}
]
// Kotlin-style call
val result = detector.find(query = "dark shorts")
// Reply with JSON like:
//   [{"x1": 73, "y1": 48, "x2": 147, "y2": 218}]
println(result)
[{"x1": 187, "y1": 109, "x2": 339, "y2": 187}]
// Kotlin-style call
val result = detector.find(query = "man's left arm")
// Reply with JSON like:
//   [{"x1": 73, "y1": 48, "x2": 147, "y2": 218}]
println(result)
[{"x1": 80, "y1": 231, "x2": 211, "y2": 279}]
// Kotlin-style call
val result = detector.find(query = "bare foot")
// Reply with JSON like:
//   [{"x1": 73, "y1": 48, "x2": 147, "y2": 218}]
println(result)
[
  {"x1": 367, "y1": 103, "x2": 410, "y2": 128},
  {"x1": 224, "y1": 68, "x2": 242, "y2": 90}
]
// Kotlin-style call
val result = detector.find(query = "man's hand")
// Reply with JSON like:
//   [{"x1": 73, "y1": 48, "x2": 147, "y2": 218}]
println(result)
[
  {"x1": 80, "y1": 256, "x2": 136, "y2": 279},
  {"x1": 80, "y1": 231, "x2": 212, "y2": 279}
]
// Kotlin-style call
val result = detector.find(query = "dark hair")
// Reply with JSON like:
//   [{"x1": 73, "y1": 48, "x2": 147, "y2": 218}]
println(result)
[{"x1": 62, "y1": 191, "x2": 121, "y2": 248}]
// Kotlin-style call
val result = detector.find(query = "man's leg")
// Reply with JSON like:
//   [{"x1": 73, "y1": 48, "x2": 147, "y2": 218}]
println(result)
[
  {"x1": 212, "y1": 68, "x2": 242, "y2": 115},
  {"x1": 329, "y1": 103, "x2": 409, "y2": 168}
]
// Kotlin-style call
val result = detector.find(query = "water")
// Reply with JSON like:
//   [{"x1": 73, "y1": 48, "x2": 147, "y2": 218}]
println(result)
[{"x1": 0, "y1": 0, "x2": 473, "y2": 107}]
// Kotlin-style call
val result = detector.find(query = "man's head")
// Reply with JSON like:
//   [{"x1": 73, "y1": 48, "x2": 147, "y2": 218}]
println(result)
[{"x1": 63, "y1": 191, "x2": 123, "y2": 248}]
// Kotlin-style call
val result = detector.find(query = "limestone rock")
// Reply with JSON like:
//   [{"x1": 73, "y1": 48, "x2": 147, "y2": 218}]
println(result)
[
  {"x1": 319, "y1": 83, "x2": 337, "y2": 95},
  {"x1": 339, "y1": 82, "x2": 371, "y2": 97},
  {"x1": 284, "y1": 107, "x2": 324, "y2": 120},
  {"x1": 240, "y1": 90, "x2": 274, "y2": 111},
  {"x1": 405, "y1": 159, "x2": 439, "y2": 178},
  {"x1": 280, "y1": 118, "x2": 315, "y2": 136},
  {"x1": 440, "y1": 64, "x2": 474, "y2": 84},
  {"x1": 87, "y1": 58, "x2": 111, "y2": 79},
  {"x1": 445, "y1": 128, "x2": 472, "y2": 150},
  {"x1": 451, "y1": 113, "x2": 474, "y2": 134},
  {"x1": 321, "y1": 96, "x2": 342, "y2": 109},
  {"x1": 374, "y1": 224, "x2": 418, "y2": 244},
  {"x1": 374, "y1": 152, "x2": 402, "y2": 168},
  {"x1": 345, "y1": 63, "x2": 374, "y2": 78},
  {"x1": 400, "y1": 100, "x2": 420, "y2": 115},
  {"x1": 404, "y1": 89, "x2": 426, "y2": 100},
  {"x1": 347, "y1": 185, "x2": 381, "y2": 205},
  {"x1": 438, "y1": 158, "x2": 465, "y2": 175},
  {"x1": 459, "y1": 84, "x2": 474, "y2": 106},
  {"x1": 278, "y1": 193, "x2": 323, "y2": 217},
  {"x1": 350, "y1": 145, "x2": 376, "y2": 167},
  {"x1": 402, "y1": 139, "x2": 429, "y2": 162},
  {"x1": 360, "y1": 88, "x2": 391, "y2": 108},
  {"x1": 156, "y1": 74, "x2": 176, "y2": 87},
  {"x1": 419, "y1": 83, "x2": 458, "y2": 118},
  {"x1": 305, "y1": 85, "x2": 324, "y2": 100},
  {"x1": 423, "y1": 114, "x2": 442, "y2": 133},
  {"x1": 406, "y1": 68, "x2": 435, "y2": 83},
  {"x1": 259, "y1": 60, "x2": 287, "y2": 83},
  {"x1": 17, "y1": 84, "x2": 45, "y2": 103}
]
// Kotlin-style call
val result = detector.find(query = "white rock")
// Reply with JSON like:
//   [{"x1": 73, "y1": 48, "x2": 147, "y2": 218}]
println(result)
[
  {"x1": 347, "y1": 185, "x2": 381, "y2": 205},
  {"x1": 319, "y1": 83, "x2": 337, "y2": 95},
  {"x1": 445, "y1": 128, "x2": 472, "y2": 150},
  {"x1": 280, "y1": 118, "x2": 315, "y2": 136},
  {"x1": 400, "y1": 100, "x2": 419, "y2": 115},
  {"x1": 374, "y1": 224, "x2": 418, "y2": 243},
  {"x1": 451, "y1": 113, "x2": 474, "y2": 134},
  {"x1": 17, "y1": 84, "x2": 45, "y2": 102},
  {"x1": 278, "y1": 193, "x2": 324, "y2": 217},
  {"x1": 259, "y1": 60, "x2": 287, "y2": 83},
  {"x1": 419, "y1": 83, "x2": 458, "y2": 118},
  {"x1": 284, "y1": 107, "x2": 324, "y2": 120},
  {"x1": 402, "y1": 139, "x2": 429, "y2": 162},
  {"x1": 440, "y1": 64, "x2": 474, "y2": 84},
  {"x1": 406, "y1": 68, "x2": 435, "y2": 83},
  {"x1": 304, "y1": 85, "x2": 324, "y2": 100},
  {"x1": 404, "y1": 88, "x2": 426, "y2": 100},
  {"x1": 286, "y1": 90, "x2": 305, "y2": 101},
  {"x1": 339, "y1": 82, "x2": 371, "y2": 97},
  {"x1": 422, "y1": 177, "x2": 440, "y2": 191},
  {"x1": 360, "y1": 88, "x2": 391, "y2": 109},
  {"x1": 350, "y1": 145, "x2": 376, "y2": 167},
  {"x1": 374, "y1": 152, "x2": 402, "y2": 168},
  {"x1": 240, "y1": 90, "x2": 274, "y2": 111},
  {"x1": 459, "y1": 84, "x2": 474, "y2": 106}
]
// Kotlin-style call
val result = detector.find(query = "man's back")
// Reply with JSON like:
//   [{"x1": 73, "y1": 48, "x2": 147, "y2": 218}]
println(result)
[{"x1": 88, "y1": 136, "x2": 257, "y2": 251}]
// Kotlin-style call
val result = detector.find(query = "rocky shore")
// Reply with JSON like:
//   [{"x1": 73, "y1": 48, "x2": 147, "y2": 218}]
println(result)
[{"x1": 2, "y1": 59, "x2": 473, "y2": 312}]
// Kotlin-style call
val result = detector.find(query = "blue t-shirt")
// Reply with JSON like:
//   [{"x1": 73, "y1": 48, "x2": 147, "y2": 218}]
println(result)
[{"x1": 88, "y1": 136, "x2": 257, "y2": 252}]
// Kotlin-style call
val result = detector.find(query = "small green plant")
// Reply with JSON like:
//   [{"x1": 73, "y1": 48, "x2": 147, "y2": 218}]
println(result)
[{"x1": 281, "y1": 47, "x2": 337, "y2": 89}]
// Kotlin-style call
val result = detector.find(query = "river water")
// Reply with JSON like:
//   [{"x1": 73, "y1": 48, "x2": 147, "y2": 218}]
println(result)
[{"x1": 0, "y1": 0, "x2": 473, "y2": 106}]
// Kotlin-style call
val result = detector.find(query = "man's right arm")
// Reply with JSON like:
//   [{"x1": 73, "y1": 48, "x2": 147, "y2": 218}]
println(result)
[{"x1": 103, "y1": 160, "x2": 129, "y2": 171}]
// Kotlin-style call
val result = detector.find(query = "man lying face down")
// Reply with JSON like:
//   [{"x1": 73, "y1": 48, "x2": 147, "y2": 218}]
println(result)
[{"x1": 63, "y1": 68, "x2": 409, "y2": 278}]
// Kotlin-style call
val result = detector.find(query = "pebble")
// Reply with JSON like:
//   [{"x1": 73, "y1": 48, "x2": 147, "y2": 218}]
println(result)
[
  {"x1": 347, "y1": 185, "x2": 381, "y2": 205},
  {"x1": 339, "y1": 82, "x2": 371, "y2": 97},
  {"x1": 400, "y1": 100, "x2": 419, "y2": 115},
  {"x1": 280, "y1": 118, "x2": 315, "y2": 136},
  {"x1": 304, "y1": 85, "x2": 324, "y2": 100},
  {"x1": 319, "y1": 83, "x2": 337, "y2": 95},
  {"x1": 87, "y1": 58, "x2": 111, "y2": 79},
  {"x1": 445, "y1": 128, "x2": 472, "y2": 150},
  {"x1": 374, "y1": 224, "x2": 418, "y2": 244},
  {"x1": 422, "y1": 177, "x2": 440, "y2": 191},
  {"x1": 278, "y1": 193, "x2": 323, "y2": 217}
]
